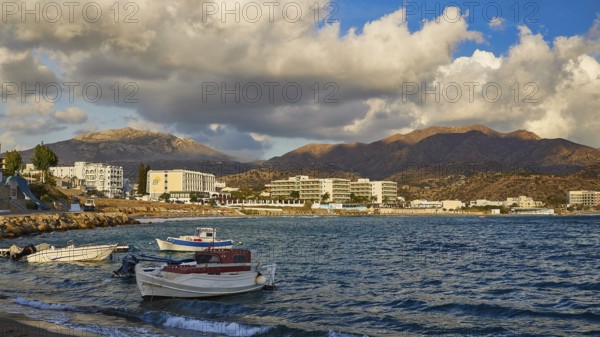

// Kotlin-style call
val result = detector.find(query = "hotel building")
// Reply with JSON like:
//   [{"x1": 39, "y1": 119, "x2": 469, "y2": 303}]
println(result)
[
  {"x1": 50, "y1": 162, "x2": 123, "y2": 198},
  {"x1": 269, "y1": 176, "x2": 397, "y2": 204},
  {"x1": 350, "y1": 179, "x2": 398, "y2": 204},
  {"x1": 147, "y1": 169, "x2": 216, "y2": 200},
  {"x1": 568, "y1": 190, "x2": 600, "y2": 207},
  {"x1": 269, "y1": 175, "x2": 351, "y2": 203}
]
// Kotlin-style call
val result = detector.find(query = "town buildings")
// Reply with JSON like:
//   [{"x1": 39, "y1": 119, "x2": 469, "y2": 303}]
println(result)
[
  {"x1": 410, "y1": 199, "x2": 464, "y2": 210},
  {"x1": 467, "y1": 196, "x2": 544, "y2": 208},
  {"x1": 268, "y1": 176, "x2": 398, "y2": 204},
  {"x1": 147, "y1": 169, "x2": 216, "y2": 200},
  {"x1": 50, "y1": 162, "x2": 124, "y2": 198}
]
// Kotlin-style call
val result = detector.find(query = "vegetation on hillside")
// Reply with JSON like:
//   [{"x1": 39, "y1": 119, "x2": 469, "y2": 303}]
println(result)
[
  {"x1": 221, "y1": 164, "x2": 600, "y2": 207},
  {"x1": 390, "y1": 166, "x2": 600, "y2": 206},
  {"x1": 29, "y1": 183, "x2": 69, "y2": 204}
]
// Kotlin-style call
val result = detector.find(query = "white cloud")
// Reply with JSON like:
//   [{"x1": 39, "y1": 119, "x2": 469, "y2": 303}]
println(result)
[
  {"x1": 125, "y1": 118, "x2": 167, "y2": 133},
  {"x1": 54, "y1": 107, "x2": 88, "y2": 124},
  {"x1": 489, "y1": 17, "x2": 506, "y2": 30}
]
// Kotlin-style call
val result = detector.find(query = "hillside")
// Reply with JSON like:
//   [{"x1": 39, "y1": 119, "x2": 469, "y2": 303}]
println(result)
[
  {"x1": 268, "y1": 125, "x2": 600, "y2": 179},
  {"x1": 7, "y1": 124, "x2": 600, "y2": 190},
  {"x1": 220, "y1": 167, "x2": 363, "y2": 191},
  {"x1": 392, "y1": 164, "x2": 600, "y2": 205},
  {"x1": 17, "y1": 127, "x2": 238, "y2": 179}
]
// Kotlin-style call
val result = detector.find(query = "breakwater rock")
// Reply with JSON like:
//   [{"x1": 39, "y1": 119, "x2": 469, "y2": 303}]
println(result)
[{"x1": 0, "y1": 212, "x2": 141, "y2": 239}]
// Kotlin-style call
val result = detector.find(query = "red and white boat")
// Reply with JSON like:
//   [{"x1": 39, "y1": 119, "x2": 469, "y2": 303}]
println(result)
[{"x1": 133, "y1": 249, "x2": 276, "y2": 299}]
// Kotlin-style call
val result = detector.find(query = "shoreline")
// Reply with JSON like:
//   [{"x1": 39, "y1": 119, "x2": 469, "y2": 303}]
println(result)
[
  {"x1": 0, "y1": 312, "x2": 102, "y2": 337},
  {"x1": 1, "y1": 210, "x2": 597, "y2": 241}
]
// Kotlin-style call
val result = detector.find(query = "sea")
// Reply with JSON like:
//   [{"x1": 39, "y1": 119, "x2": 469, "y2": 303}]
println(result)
[{"x1": 0, "y1": 215, "x2": 600, "y2": 337}]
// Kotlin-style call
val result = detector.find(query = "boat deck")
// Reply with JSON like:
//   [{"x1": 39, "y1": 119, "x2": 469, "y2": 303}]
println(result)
[{"x1": 0, "y1": 243, "x2": 130, "y2": 258}]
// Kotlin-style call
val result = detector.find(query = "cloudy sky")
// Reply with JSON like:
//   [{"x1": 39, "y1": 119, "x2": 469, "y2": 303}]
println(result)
[{"x1": 0, "y1": 0, "x2": 599, "y2": 159}]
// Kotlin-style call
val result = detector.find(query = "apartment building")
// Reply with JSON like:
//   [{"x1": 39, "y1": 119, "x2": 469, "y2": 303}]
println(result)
[
  {"x1": 269, "y1": 176, "x2": 397, "y2": 204},
  {"x1": 568, "y1": 190, "x2": 600, "y2": 207},
  {"x1": 350, "y1": 179, "x2": 398, "y2": 204},
  {"x1": 50, "y1": 162, "x2": 123, "y2": 197},
  {"x1": 269, "y1": 175, "x2": 351, "y2": 203},
  {"x1": 147, "y1": 169, "x2": 216, "y2": 200}
]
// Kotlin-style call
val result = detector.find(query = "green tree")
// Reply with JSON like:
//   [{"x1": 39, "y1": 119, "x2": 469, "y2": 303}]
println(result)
[
  {"x1": 32, "y1": 143, "x2": 58, "y2": 183},
  {"x1": 137, "y1": 163, "x2": 149, "y2": 195},
  {"x1": 159, "y1": 192, "x2": 170, "y2": 201},
  {"x1": 321, "y1": 192, "x2": 330, "y2": 203},
  {"x1": 290, "y1": 191, "x2": 300, "y2": 200},
  {"x1": 3, "y1": 150, "x2": 23, "y2": 176}
]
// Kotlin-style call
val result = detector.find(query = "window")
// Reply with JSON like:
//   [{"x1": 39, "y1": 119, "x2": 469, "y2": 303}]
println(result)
[
  {"x1": 196, "y1": 254, "x2": 220, "y2": 263},
  {"x1": 233, "y1": 255, "x2": 247, "y2": 263}
]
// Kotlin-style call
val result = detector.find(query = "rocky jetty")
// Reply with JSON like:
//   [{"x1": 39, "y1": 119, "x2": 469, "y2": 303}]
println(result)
[
  {"x1": 101, "y1": 205, "x2": 241, "y2": 217},
  {"x1": 0, "y1": 212, "x2": 140, "y2": 239}
]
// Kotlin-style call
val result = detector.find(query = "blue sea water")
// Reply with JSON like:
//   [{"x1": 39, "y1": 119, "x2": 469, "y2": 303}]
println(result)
[{"x1": 1, "y1": 215, "x2": 600, "y2": 336}]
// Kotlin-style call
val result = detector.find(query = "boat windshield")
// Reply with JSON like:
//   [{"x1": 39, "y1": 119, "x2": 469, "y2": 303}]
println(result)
[{"x1": 196, "y1": 254, "x2": 220, "y2": 264}]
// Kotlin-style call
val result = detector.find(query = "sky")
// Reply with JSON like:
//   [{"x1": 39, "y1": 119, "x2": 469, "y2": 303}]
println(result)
[{"x1": 0, "y1": 0, "x2": 600, "y2": 160}]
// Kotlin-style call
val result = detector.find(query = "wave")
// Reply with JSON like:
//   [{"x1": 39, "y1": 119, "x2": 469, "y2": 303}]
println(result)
[
  {"x1": 14, "y1": 297, "x2": 89, "y2": 312},
  {"x1": 143, "y1": 311, "x2": 272, "y2": 336},
  {"x1": 327, "y1": 330, "x2": 370, "y2": 337}
]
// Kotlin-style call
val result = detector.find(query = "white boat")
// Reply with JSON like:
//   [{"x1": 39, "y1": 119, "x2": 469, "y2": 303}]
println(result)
[
  {"x1": 24, "y1": 242, "x2": 118, "y2": 263},
  {"x1": 156, "y1": 227, "x2": 234, "y2": 251},
  {"x1": 133, "y1": 249, "x2": 276, "y2": 299}
]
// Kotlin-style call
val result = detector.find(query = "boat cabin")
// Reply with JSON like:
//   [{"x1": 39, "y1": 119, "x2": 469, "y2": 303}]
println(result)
[
  {"x1": 194, "y1": 227, "x2": 217, "y2": 239},
  {"x1": 163, "y1": 249, "x2": 253, "y2": 274},
  {"x1": 195, "y1": 249, "x2": 251, "y2": 264}
]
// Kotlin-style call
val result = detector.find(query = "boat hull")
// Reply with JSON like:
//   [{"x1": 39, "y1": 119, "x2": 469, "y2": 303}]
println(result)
[
  {"x1": 26, "y1": 244, "x2": 117, "y2": 263},
  {"x1": 156, "y1": 238, "x2": 233, "y2": 252},
  {"x1": 135, "y1": 263, "x2": 276, "y2": 299}
]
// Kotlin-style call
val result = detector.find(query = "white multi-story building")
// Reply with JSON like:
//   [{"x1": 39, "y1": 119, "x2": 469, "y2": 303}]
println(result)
[
  {"x1": 147, "y1": 169, "x2": 216, "y2": 200},
  {"x1": 409, "y1": 199, "x2": 464, "y2": 210},
  {"x1": 568, "y1": 190, "x2": 600, "y2": 207},
  {"x1": 269, "y1": 175, "x2": 351, "y2": 203},
  {"x1": 50, "y1": 162, "x2": 123, "y2": 198},
  {"x1": 410, "y1": 199, "x2": 443, "y2": 208},
  {"x1": 506, "y1": 196, "x2": 544, "y2": 208},
  {"x1": 468, "y1": 199, "x2": 506, "y2": 207},
  {"x1": 350, "y1": 179, "x2": 398, "y2": 204}
]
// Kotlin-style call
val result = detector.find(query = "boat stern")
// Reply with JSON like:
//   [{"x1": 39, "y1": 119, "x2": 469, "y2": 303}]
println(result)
[{"x1": 256, "y1": 263, "x2": 276, "y2": 290}]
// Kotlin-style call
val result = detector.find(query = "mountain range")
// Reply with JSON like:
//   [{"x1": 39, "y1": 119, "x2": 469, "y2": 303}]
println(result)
[
  {"x1": 267, "y1": 124, "x2": 600, "y2": 179},
  {"x1": 17, "y1": 127, "x2": 236, "y2": 178},
  {"x1": 8, "y1": 125, "x2": 600, "y2": 182}
]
